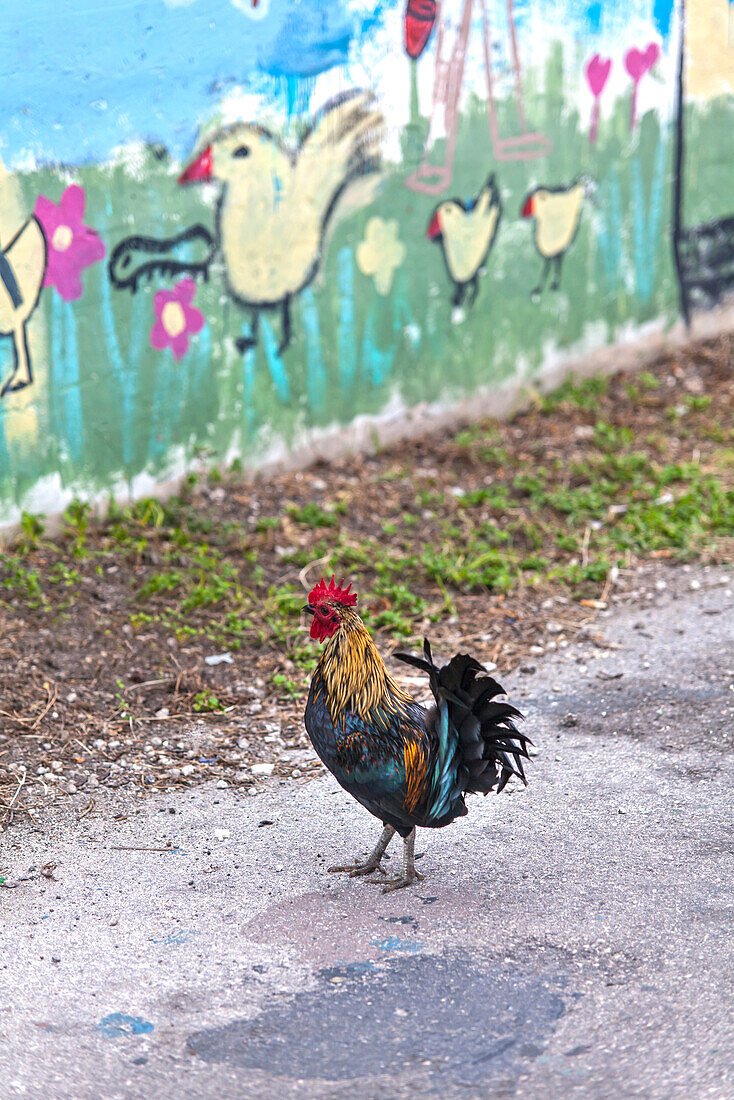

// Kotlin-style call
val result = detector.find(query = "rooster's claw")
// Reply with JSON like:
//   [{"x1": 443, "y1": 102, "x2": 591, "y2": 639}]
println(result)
[
  {"x1": 372, "y1": 869, "x2": 426, "y2": 893},
  {"x1": 327, "y1": 859, "x2": 388, "y2": 877}
]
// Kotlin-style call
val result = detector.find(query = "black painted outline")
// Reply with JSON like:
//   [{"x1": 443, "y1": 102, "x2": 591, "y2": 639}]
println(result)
[{"x1": 108, "y1": 224, "x2": 216, "y2": 293}]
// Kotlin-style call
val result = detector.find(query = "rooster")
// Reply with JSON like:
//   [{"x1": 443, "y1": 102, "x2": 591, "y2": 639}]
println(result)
[
  {"x1": 179, "y1": 90, "x2": 384, "y2": 355},
  {"x1": 303, "y1": 577, "x2": 529, "y2": 893}
]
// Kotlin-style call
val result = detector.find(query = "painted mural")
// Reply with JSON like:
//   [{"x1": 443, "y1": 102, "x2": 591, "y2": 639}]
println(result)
[{"x1": 0, "y1": 0, "x2": 731, "y2": 523}]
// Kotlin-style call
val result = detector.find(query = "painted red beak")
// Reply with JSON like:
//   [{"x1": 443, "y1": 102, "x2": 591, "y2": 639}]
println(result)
[
  {"x1": 521, "y1": 195, "x2": 534, "y2": 218},
  {"x1": 427, "y1": 211, "x2": 441, "y2": 241},
  {"x1": 179, "y1": 145, "x2": 213, "y2": 185}
]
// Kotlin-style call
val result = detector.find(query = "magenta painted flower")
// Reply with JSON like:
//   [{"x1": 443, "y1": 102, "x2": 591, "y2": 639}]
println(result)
[
  {"x1": 34, "y1": 185, "x2": 105, "y2": 301},
  {"x1": 149, "y1": 278, "x2": 205, "y2": 361},
  {"x1": 624, "y1": 42, "x2": 660, "y2": 130},
  {"x1": 585, "y1": 54, "x2": 612, "y2": 145}
]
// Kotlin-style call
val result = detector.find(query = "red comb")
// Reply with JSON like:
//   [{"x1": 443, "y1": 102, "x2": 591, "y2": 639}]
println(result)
[{"x1": 308, "y1": 575, "x2": 358, "y2": 607}]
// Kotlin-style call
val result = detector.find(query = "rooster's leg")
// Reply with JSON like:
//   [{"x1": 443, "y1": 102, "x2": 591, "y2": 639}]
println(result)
[
  {"x1": 372, "y1": 828, "x2": 426, "y2": 894},
  {"x1": 327, "y1": 824, "x2": 395, "y2": 877}
]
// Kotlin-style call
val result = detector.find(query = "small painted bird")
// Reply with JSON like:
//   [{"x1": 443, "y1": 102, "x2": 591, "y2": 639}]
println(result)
[
  {"x1": 427, "y1": 174, "x2": 502, "y2": 308},
  {"x1": 303, "y1": 576, "x2": 529, "y2": 892},
  {"x1": 521, "y1": 180, "x2": 586, "y2": 298}
]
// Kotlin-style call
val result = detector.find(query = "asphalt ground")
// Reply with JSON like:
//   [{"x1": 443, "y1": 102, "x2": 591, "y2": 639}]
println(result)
[{"x1": 1, "y1": 564, "x2": 732, "y2": 1099}]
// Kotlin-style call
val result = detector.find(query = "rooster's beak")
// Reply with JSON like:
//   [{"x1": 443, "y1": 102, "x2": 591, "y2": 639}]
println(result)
[
  {"x1": 426, "y1": 211, "x2": 441, "y2": 241},
  {"x1": 521, "y1": 195, "x2": 534, "y2": 218},
  {"x1": 302, "y1": 605, "x2": 315, "y2": 615},
  {"x1": 179, "y1": 145, "x2": 213, "y2": 185}
]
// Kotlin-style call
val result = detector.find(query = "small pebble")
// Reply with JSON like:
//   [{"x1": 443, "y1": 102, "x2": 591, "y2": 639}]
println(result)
[
  {"x1": 251, "y1": 763, "x2": 275, "y2": 776},
  {"x1": 181, "y1": 764, "x2": 195, "y2": 777},
  {"x1": 216, "y1": 779, "x2": 228, "y2": 789}
]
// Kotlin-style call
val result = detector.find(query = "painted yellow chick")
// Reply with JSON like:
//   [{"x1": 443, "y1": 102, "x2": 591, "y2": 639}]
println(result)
[
  {"x1": 180, "y1": 90, "x2": 384, "y2": 354},
  {"x1": 521, "y1": 181, "x2": 586, "y2": 298},
  {"x1": 427, "y1": 174, "x2": 502, "y2": 308}
]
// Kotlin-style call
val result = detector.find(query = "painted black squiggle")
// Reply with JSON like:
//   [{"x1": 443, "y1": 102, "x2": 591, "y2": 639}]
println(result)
[{"x1": 108, "y1": 224, "x2": 216, "y2": 292}]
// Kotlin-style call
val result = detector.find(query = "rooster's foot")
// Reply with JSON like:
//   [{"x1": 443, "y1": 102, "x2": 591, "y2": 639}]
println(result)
[
  {"x1": 327, "y1": 824, "x2": 395, "y2": 879},
  {"x1": 367, "y1": 828, "x2": 424, "y2": 893},
  {"x1": 327, "y1": 858, "x2": 389, "y2": 878},
  {"x1": 379, "y1": 868, "x2": 426, "y2": 894}
]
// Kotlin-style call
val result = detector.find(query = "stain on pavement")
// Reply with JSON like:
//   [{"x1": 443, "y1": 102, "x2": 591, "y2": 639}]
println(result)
[{"x1": 187, "y1": 949, "x2": 566, "y2": 1087}]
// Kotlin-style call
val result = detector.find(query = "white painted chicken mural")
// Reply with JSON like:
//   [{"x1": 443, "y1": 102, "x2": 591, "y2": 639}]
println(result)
[{"x1": 0, "y1": 0, "x2": 730, "y2": 525}]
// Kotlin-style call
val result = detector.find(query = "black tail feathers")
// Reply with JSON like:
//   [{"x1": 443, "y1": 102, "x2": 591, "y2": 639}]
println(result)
[{"x1": 396, "y1": 639, "x2": 531, "y2": 796}]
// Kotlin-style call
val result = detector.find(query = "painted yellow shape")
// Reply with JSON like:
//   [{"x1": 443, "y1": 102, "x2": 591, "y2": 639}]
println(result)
[
  {"x1": 435, "y1": 188, "x2": 501, "y2": 285},
  {"x1": 686, "y1": 0, "x2": 734, "y2": 101},
  {"x1": 356, "y1": 217, "x2": 406, "y2": 295},
  {"x1": 531, "y1": 184, "x2": 585, "y2": 260},
  {"x1": 213, "y1": 92, "x2": 384, "y2": 307},
  {"x1": 0, "y1": 219, "x2": 46, "y2": 337},
  {"x1": 0, "y1": 156, "x2": 47, "y2": 439}
]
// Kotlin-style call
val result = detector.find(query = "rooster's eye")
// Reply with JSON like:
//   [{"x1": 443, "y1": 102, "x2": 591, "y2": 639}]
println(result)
[{"x1": 233, "y1": 145, "x2": 250, "y2": 159}]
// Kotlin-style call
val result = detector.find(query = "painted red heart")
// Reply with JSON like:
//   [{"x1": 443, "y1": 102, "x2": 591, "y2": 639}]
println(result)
[
  {"x1": 404, "y1": 0, "x2": 437, "y2": 60},
  {"x1": 585, "y1": 54, "x2": 612, "y2": 98},
  {"x1": 624, "y1": 42, "x2": 660, "y2": 82}
]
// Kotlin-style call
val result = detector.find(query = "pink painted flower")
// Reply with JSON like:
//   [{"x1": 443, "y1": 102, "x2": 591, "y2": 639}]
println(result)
[
  {"x1": 624, "y1": 42, "x2": 660, "y2": 130},
  {"x1": 34, "y1": 184, "x2": 105, "y2": 301},
  {"x1": 149, "y1": 278, "x2": 205, "y2": 361},
  {"x1": 586, "y1": 54, "x2": 611, "y2": 99},
  {"x1": 585, "y1": 54, "x2": 612, "y2": 145}
]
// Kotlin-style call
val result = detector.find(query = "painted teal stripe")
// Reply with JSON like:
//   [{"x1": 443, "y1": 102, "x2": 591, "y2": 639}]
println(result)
[
  {"x1": 50, "y1": 292, "x2": 64, "y2": 446},
  {"x1": 261, "y1": 316, "x2": 290, "y2": 402},
  {"x1": 300, "y1": 289, "x2": 326, "y2": 413},
  {"x1": 62, "y1": 301, "x2": 83, "y2": 464},
  {"x1": 362, "y1": 302, "x2": 396, "y2": 388},
  {"x1": 97, "y1": 260, "x2": 134, "y2": 465},
  {"x1": 241, "y1": 337, "x2": 256, "y2": 436},
  {"x1": 337, "y1": 247, "x2": 357, "y2": 393}
]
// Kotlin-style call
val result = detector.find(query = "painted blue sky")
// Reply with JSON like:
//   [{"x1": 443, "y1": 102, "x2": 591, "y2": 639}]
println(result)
[
  {"x1": 1, "y1": 0, "x2": 669, "y2": 170},
  {"x1": 0, "y1": 0, "x2": 392, "y2": 168}
]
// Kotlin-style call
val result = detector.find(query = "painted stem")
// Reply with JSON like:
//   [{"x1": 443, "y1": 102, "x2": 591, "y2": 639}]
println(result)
[
  {"x1": 630, "y1": 81, "x2": 639, "y2": 131},
  {"x1": 590, "y1": 98, "x2": 600, "y2": 145},
  {"x1": 410, "y1": 60, "x2": 420, "y2": 125}
]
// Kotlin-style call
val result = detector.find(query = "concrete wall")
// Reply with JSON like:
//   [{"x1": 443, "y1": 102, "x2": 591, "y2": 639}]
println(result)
[{"x1": 0, "y1": 0, "x2": 731, "y2": 527}]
